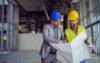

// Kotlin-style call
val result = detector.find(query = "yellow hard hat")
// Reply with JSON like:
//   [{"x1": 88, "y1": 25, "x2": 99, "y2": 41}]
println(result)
[{"x1": 68, "y1": 10, "x2": 79, "y2": 21}]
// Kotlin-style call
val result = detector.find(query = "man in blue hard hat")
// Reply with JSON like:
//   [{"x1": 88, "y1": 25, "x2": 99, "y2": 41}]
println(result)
[{"x1": 40, "y1": 10, "x2": 65, "y2": 63}]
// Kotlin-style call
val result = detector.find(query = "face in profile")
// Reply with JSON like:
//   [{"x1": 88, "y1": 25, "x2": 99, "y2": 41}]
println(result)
[{"x1": 52, "y1": 20, "x2": 60, "y2": 26}]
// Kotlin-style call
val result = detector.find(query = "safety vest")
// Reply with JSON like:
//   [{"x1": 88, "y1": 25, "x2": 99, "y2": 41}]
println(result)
[{"x1": 65, "y1": 25, "x2": 85, "y2": 43}]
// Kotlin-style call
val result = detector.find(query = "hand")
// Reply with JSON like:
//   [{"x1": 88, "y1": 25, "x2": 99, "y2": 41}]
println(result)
[
  {"x1": 58, "y1": 40, "x2": 64, "y2": 44},
  {"x1": 63, "y1": 40, "x2": 67, "y2": 43},
  {"x1": 58, "y1": 40, "x2": 66, "y2": 44}
]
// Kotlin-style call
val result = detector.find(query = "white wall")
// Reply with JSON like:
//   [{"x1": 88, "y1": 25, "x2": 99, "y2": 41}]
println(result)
[{"x1": 18, "y1": 33, "x2": 43, "y2": 50}]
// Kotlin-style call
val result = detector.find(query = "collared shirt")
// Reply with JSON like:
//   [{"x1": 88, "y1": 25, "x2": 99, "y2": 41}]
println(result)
[{"x1": 53, "y1": 27, "x2": 58, "y2": 40}]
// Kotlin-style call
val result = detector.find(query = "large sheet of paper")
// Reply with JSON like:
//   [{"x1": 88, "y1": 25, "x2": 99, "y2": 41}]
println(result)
[{"x1": 50, "y1": 31, "x2": 91, "y2": 63}]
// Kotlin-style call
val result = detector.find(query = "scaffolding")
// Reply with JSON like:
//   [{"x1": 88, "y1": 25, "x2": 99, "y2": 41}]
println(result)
[
  {"x1": 78, "y1": 0, "x2": 100, "y2": 63},
  {"x1": 98, "y1": 0, "x2": 100, "y2": 62}
]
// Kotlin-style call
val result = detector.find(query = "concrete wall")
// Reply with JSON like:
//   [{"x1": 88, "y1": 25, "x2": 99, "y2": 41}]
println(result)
[{"x1": 18, "y1": 33, "x2": 43, "y2": 50}]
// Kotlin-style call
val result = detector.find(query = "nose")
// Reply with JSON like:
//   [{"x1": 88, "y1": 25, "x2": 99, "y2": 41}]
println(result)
[{"x1": 70, "y1": 21, "x2": 75, "y2": 24}]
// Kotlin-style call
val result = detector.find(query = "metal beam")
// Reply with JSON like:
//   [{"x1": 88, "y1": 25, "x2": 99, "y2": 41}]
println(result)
[
  {"x1": 85, "y1": 20, "x2": 100, "y2": 29},
  {"x1": 42, "y1": 4, "x2": 50, "y2": 20}
]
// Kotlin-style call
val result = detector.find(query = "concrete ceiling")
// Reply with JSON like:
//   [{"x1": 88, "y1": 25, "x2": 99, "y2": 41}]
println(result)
[
  {"x1": 15, "y1": 0, "x2": 51, "y2": 11},
  {"x1": 13, "y1": 0, "x2": 76, "y2": 33},
  {"x1": 8, "y1": 0, "x2": 79, "y2": 12}
]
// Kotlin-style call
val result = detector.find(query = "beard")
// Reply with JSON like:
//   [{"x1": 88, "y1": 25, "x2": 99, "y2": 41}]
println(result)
[{"x1": 70, "y1": 24, "x2": 78, "y2": 30}]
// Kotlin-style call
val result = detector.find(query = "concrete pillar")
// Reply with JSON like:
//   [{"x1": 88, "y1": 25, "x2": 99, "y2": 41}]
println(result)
[
  {"x1": 26, "y1": 16, "x2": 32, "y2": 32},
  {"x1": 88, "y1": 0, "x2": 93, "y2": 41},
  {"x1": 82, "y1": 0, "x2": 88, "y2": 26},
  {"x1": 89, "y1": 0, "x2": 94, "y2": 23},
  {"x1": 35, "y1": 24, "x2": 38, "y2": 33},
  {"x1": 79, "y1": 0, "x2": 87, "y2": 26},
  {"x1": 79, "y1": 0, "x2": 84, "y2": 25},
  {"x1": 13, "y1": 6, "x2": 19, "y2": 49},
  {"x1": 0, "y1": 0, "x2": 5, "y2": 50},
  {"x1": 7, "y1": 2, "x2": 14, "y2": 49}
]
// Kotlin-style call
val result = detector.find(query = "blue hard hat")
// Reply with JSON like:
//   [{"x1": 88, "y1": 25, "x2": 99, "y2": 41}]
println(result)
[{"x1": 50, "y1": 10, "x2": 61, "y2": 21}]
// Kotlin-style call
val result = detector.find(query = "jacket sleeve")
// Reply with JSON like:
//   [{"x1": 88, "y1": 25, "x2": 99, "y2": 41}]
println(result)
[{"x1": 42, "y1": 25, "x2": 59, "y2": 43}]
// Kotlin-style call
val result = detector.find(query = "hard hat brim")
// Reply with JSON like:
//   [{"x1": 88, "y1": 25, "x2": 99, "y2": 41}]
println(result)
[{"x1": 52, "y1": 19, "x2": 61, "y2": 21}]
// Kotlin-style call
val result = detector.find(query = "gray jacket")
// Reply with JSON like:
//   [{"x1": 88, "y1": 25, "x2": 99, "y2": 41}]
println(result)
[{"x1": 40, "y1": 24, "x2": 64, "y2": 59}]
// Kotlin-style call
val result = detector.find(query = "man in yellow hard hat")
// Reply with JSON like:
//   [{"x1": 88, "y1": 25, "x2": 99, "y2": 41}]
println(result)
[{"x1": 65, "y1": 10, "x2": 90, "y2": 63}]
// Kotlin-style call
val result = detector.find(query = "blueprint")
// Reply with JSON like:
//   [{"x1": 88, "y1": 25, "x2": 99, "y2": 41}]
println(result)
[{"x1": 50, "y1": 31, "x2": 91, "y2": 63}]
